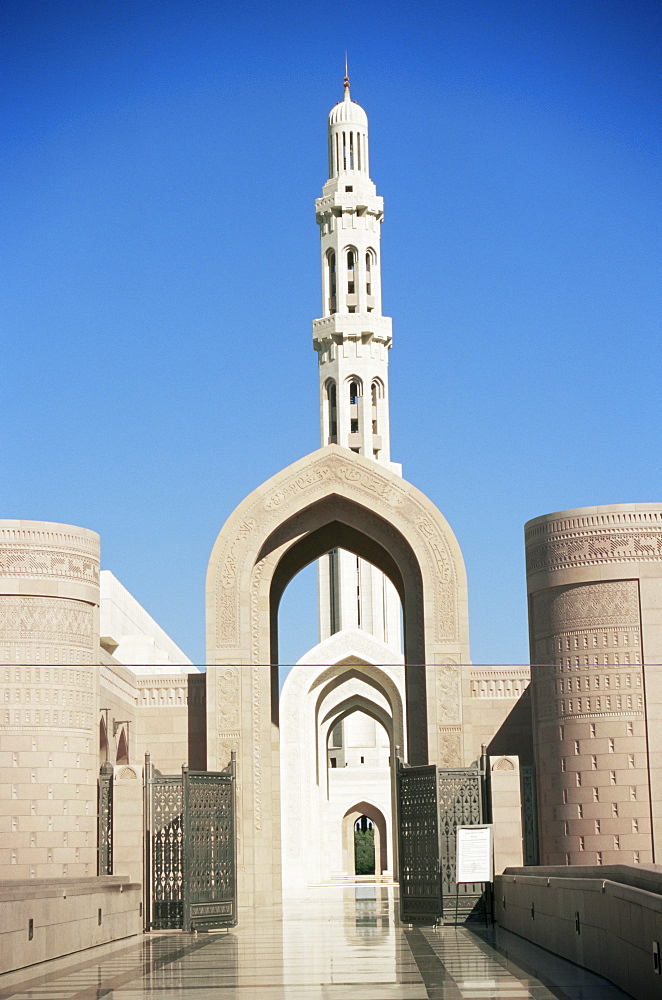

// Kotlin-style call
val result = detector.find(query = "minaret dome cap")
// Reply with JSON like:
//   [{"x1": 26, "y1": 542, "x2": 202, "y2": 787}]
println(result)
[{"x1": 328, "y1": 89, "x2": 368, "y2": 128}]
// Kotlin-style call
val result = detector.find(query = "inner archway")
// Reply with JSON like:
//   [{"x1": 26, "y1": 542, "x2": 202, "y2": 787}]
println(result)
[{"x1": 280, "y1": 657, "x2": 402, "y2": 889}]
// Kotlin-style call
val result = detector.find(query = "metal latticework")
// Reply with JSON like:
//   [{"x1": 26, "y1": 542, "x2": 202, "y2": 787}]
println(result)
[
  {"x1": 183, "y1": 757, "x2": 237, "y2": 931},
  {"x1": 97, "y1": 763, "x2": 113, "y2": 876},
  {"x1": 437, "y1": 768, "x2": 483, "y2": 920},
  {"x1": 150, "y1": 774, "x2": 184, "y2": 929},
  {"x1": 520, "y1": 765, "x2": 539, "y2": 865},
  {"x1": 145, "y1": 753, "x2": 237, "y2": 932},
  {"x1": 397, "y1": 764, "x2": 441, "y2": 922},
  {"x1": 397, "y1": 760, "x2": 487, "y2": 923}
]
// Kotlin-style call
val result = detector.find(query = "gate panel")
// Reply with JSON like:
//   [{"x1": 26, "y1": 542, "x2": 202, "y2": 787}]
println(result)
[
  {"x1": 183, "y1": 758, "x2": 237, "y2": 931},
  {"x1": 97, "y1": 762, "x2": 113, "y2": 875},
  {"x1": 397, "y1": 763, "x2": 441, "y2": 922},
  {"x1": 150, "y1": 774, "x2": 184, "y2": 930},
  {"x1": 437, "y1": 768, "x2": 483, "y2": 921}
]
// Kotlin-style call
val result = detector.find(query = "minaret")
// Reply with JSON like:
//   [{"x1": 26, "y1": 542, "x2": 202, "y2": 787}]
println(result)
[{"x1": 314, "y1": 73, "x2": 401, "y2": 650}]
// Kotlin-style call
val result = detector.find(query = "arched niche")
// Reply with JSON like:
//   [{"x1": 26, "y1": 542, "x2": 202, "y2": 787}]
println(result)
[{"x1": 206, "y1": 445, "x2": 469, "y2": 904}]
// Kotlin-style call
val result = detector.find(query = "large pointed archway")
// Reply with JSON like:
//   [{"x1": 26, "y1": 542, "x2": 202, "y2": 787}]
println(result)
[{"x1": 206, "y1": 445, "x2": 470, "y2": 905}]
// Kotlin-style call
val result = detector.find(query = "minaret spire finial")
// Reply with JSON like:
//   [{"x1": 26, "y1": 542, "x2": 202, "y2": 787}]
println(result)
[{"x1": 343, "y1": 52, "x2": 350, "y2": 97}]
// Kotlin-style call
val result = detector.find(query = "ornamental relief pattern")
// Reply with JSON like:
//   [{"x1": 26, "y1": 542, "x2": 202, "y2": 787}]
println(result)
[
  {"x1": 0, "y1": 596, "x2": 94, "y2": 644},
  {"x1": 212, "y1": 453, "x2": 461, "y2": 648},
  {"x1": 216, "y1": 667, "x2": 240, "y2": 731},
  {"x1": 436, "y1": 663, "x2": 461, "y2": 723},
  {"x1": 0, "y1": 547, "x2": 99, "y2": 583},
  {"x1": 526, "y1": 528, "x2": 662, "y2": 574},
  {"x1": 531, "y1": 581, "x2": 640, "y2": 637},
  {"x1": 437, "y1": 727, "x2": 462, "y2": 767}
]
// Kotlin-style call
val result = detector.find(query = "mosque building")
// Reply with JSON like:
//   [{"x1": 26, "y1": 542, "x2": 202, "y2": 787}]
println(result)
[{"x1": 1, "y1": 76, "x2": 662, "y2": 976}]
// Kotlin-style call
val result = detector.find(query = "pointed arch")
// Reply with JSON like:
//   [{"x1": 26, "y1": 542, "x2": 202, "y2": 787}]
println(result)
[{"x1": 342, "y1": 801, "x2": 388, "y2": 876}]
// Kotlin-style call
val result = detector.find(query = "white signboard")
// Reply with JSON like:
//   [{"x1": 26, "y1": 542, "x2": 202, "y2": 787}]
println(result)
[{"x1": 456, "y1": 825, "x2": 493, "y2": 884}]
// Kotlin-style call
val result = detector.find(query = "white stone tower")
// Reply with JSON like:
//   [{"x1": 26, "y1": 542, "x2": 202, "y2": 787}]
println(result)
[{"x1": 314, "y1": 72, "x2": 401, "y2": 651}]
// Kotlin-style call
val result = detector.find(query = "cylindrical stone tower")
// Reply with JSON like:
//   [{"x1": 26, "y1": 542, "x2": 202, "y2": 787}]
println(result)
[
  {"x1": 0, "y1": 520, "x2": 100, "y2": 878},
  {"x1": 525, "y1": 504, "x2": 662, "y2": 867}
]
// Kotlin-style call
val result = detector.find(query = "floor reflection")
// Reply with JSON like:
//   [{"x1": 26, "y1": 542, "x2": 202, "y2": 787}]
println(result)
[{"x1": 0, "y1": 884, "x2": 632, "y2": 1000}]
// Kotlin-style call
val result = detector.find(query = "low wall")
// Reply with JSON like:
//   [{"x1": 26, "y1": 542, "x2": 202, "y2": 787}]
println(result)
[
  {"x1": 496, "y1": 865, "x2": 662, "y2": 1000},
  {"x1": 0, "y1": 876, "x2": 141, "y2": 975}
]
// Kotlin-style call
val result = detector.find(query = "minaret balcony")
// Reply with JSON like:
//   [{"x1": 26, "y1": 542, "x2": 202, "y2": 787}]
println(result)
[
  {"x1": 316, "y1": 190, "x2": 383, "y2": 220},
  {"x1": 312, "y1": 313, "x2": 392, "y2": 346}
]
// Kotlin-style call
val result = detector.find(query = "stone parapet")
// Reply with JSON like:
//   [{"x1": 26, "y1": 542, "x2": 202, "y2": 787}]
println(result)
[
  {"x1": 0, "y1": 875, "x2": 140, "y2": 975},
  {"x1": 496, "y1": 865, "x2": 662, "y2": 1000}
]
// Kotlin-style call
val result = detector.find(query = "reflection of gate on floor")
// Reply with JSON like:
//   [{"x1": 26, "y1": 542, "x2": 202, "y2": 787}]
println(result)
[
  {"x1": 144, "y1": 752, "x2": 237, "y2": 931},
  {"x1": 397, "y1": 757, "x2": 486, "y2": 923}
]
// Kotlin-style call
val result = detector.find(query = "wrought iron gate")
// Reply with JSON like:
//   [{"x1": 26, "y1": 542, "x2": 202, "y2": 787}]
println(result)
[
  {"x1": 145, "y1": 753, "x2": 237, "y2": 931},
  {"x1": 97, "y1": 762, "x2": 113, "y2": 875},
  {"x1": 397, "y1": 759, "x2": 486, "y2": 923}
]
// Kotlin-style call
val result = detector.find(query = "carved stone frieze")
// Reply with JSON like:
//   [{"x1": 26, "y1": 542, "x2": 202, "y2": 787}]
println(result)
[
  {"x1": 0, "y1": 548, "x2": 99, "y2": 584},
  {"x1": 469, "y1": 667, "x2": 530, "y2": 699},
  {"x1": 526, "y1": 513, "x2": 662, "y2": 574},
  {"x1": 531, "y1": 580, "x2": 640, "y2": 636},
  {"x1": 0, "y1": 596, "x2": 94, "y2": 644}
]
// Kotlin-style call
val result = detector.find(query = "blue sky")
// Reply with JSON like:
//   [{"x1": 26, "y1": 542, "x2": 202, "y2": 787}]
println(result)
[{"x1": 2, "y1": 0, "x2": 660, "y2": 669}]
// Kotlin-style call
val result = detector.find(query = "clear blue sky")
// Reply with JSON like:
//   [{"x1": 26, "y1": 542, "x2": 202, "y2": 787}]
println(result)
[{"x1": 2, "y1": 1, "x2": 660, "y2": 668}]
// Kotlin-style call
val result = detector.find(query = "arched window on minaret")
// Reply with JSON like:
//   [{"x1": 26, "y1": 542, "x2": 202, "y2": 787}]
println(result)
[
  {"x1": 349, "y1": 131, "x2": 355, "y2": 169},
  {"x1": 365, "y1": 249, "x2": 375, "y2": 312},
  {"x1": 348, "y1": 377, "x2": 362, "y2": 446},
  {"x1": 327, "y1": 250, "x2": 337, "y2": 314},
  {"x1": 371, "y1": 378, "x2": 384, "y2": 459},
  {"x1": 326, "y1": 379, "x2": 337, "y2": 443},
  {"x1": 349, "y1": 378, "x2": 361, "y2": 406},
  {"x1": 371, "y1": 380, "x2": 379, "y2": 432},
  {"x1": 346, "y1": 249, "x2": 357, "y2": 313}
]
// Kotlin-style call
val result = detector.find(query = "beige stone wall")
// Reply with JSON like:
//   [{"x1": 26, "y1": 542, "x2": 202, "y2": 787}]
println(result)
[
  {"x1": 133, "y1": 675, "x2": 190, "y2": 774},
  {"x1": 525, "y1": 504, "x2": 662, "y2": 866},
  {"x1": 0, "y1": 521, "x2": 101, "y2": 879},
  {"x1": 461, "y1": 666, "x2": 532, "y2": 766}
]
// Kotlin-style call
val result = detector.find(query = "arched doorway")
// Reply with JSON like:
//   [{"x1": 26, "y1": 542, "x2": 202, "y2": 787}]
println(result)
[
  {"x1": 206, "y1": 446, "x2": 469, "y2": 904},
  {"x1": 343, "y1": 802, "x2": 388, "y2": 877}
]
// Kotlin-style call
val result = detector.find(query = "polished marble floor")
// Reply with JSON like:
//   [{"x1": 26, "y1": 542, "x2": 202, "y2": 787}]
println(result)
[{"x1": 0, "y1": 885, "x2": 631, "y2": 1000}]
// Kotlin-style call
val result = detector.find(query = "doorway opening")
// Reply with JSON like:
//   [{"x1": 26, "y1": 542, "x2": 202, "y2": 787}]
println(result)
[{"x1": 354, "y1": 817, "x2": 375, "y2": 875}]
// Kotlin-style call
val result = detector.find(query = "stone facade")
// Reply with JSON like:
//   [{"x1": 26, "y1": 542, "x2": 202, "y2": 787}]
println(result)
[{"x1": 526, "y1": 503, "x2": 662, "y2": 866}]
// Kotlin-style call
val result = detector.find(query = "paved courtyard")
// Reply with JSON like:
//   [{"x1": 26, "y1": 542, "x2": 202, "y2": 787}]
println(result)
[{"x1": 0, "y1": 885, "x2": 630, "y2": 1000}]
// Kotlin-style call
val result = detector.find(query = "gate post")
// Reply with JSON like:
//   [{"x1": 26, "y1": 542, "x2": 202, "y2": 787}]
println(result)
[{"x1": 143, "y1": 752, "x2": 152, "y2": 931}]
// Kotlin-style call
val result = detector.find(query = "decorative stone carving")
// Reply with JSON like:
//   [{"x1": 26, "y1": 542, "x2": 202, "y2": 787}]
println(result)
[
  {"x1": 492, "y1": 756, "x2": 515, "y2": 771},
  {"x1": 436, "y1": 662, "x2": 461, "y2": 723},
  {"x1": 469, "y1": 667, "x2": 530, "y2": 699},
  {"x1": 216, "y1": 667, "x2": 240, "y2": 731},
  {"x1": 0, "y1": 596, "x2": 93, "y2": 644},
  {"x1": 437, "y1": 727, "x2": 462, "y2": 766},
  {"x1": 531, "y1": 580, "x2": 640, "y2": 635},
  {"x1": 526, "y1": 509, "x2": 662, "y2": 575}
]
